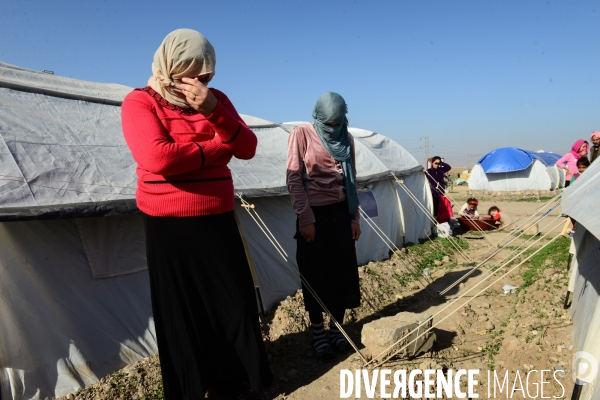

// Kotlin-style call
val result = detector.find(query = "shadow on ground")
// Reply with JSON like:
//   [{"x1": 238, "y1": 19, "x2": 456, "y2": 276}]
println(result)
[{"x1": 258, "y1": 268, "x2": 482, "y2": 399}]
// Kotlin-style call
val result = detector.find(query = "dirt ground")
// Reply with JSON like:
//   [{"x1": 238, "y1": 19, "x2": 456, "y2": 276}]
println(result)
[{"x1": 61, "y1": 185, "x2": 574, "y2": 400}]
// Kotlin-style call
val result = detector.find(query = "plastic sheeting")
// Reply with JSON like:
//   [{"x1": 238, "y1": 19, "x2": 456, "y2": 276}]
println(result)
[
  {"x1": 280, "y1": 123, "x2": 423, "y2": 178},
  {"x1": 562, "y1": 158, "x2": 600, "y2": 239},
  {"x1": 562, "y1": 158, "x2": 600, "y2": 399},
  {"x1": 477, "y1": 147, "x2": 537, "y2": 173},
  {"x1": 234, "y1": 179, "x2": 406, "y2": 312},
  {"x1": 395, "y1": 173, "x2": 434, "y2": 244},
  {"x1": 533, "y1": 150, "x2": 561, "y2": 166},
  {"x1": 567, "y1": 227, "x2": 600, "y2": 399},
  {"x1": 0, "y1": 217, "x2": 156, "y2": 400},
  {"x1": 0, "y1": 62, "x2": 425, "y2": 218},
  {"x1": 468, "y1": 147, "x2": 564, "y2": 191},
  {"x1": 0, "y1": 62, "x2": 434, "y2": 399},
  {"x1": 468, "y1": 162, "x2": 554, "y2": 191},
  {"x1": 0, "y1": 62, "x2": 130, "y2": 105}
]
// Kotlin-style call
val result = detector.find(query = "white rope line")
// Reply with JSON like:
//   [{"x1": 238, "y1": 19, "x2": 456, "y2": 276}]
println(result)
[
  {"x1": 393, "y1": 177, "x2": 466, "y2": 257},
  {"x1": 357, "y1": 207, "x2": 436, "y2": 297},
  {"x1": 392, "y1": 175, "x2": 472, "y2": 263},
  {"x1": 356, "y1": 207, "x2": 431, "y2": 283},
  {"x1": 237, "y1": 195, "x2": 288, "y2": 257},
  {"x1": 393, "y1": 178, "x2": 458, "y2": 264},
  {"x1": 491, "y1": 193, "x2": 562, "y2": 247},
  {"x1": 445, "y1": 217, "x2": 564, "y2": 300},
  {"x1": 365, "y1": 232, "x2": 562, "y2": 369},
  {"x1": 437, "y1": 207, "x2": 562, "y2": 297},
  {"x1": 423, "y1": 169, "x2": 495, "y2": 244},
  {"x1": 496, "y1": 195, "x2": 560, "y2": 250},
  {"x1": 495, "y1": 213, "x2": 563, "y2": 267},
  {"x1": 494, "y1": 195, "x2": 562, "y2": 245},
  {"x1": 235, "y1": 195, "x2": 368, "y2": 364},
  {"x1": 365, "y1": 220, "x2": 563, "y2": 366},
  {"x1": 396, "y1": 172, "x2": 560, "y2": 298}
]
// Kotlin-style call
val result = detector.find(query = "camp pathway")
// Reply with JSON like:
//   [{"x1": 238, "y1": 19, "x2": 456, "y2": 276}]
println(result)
[{"x1": 268, "y1": 230, "x2": 573, "y2": 400}]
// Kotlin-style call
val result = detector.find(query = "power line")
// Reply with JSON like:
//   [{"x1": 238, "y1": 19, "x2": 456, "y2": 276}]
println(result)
[{"x1": 420, "y1": 136, "x2": 429, "y2": 165}]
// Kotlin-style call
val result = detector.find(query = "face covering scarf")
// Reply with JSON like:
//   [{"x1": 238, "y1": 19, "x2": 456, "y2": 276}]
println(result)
[
  {"x1": 148, "y1": 28, "x2": 216, "y2": 108},
  {"x1": 312, "y1": 92, "x2": 359, "y2": 215}
]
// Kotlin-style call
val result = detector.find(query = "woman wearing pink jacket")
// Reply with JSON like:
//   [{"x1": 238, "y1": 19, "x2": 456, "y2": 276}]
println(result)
[{"x1": 556, "y1": 139, "x2": 589, "y2": 187}]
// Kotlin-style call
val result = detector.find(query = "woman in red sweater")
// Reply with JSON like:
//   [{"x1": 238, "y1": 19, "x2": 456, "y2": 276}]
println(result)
[{"x1": 122, "y1": 29, "x2": 272, "y2": 400}]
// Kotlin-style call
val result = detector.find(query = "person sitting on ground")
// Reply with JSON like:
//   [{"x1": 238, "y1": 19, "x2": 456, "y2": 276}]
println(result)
[
  {"x1": 459, "y1": 197, "x2": 480, "y2": 219},
  {"x1": 488, "y1": 206, "x2": 515, "y2": 230},
  {"x1": 570, "y1": 157, "x2": 590, "y2": 184}
]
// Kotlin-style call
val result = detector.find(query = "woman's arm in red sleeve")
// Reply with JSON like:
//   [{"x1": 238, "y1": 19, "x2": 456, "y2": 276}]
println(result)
[
  {"x1": 286, "y1": 127, "x2": 315, "y2": 226},
  {"x1": 205, "y1": 90, "x2": 257, "y2": 160},
  {"x1": 122, "y1": 93, "x2": 224, "y2": 175}
]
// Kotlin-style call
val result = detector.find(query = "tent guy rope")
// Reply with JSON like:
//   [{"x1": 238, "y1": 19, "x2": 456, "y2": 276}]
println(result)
[{"x1": 236, "y1": 194, "x2": 369, "y2": 364}]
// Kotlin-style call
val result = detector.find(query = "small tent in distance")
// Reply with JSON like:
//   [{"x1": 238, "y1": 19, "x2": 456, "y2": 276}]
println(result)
[{"x1": 467, "y1": 147, "x2": 564, "y2": 192}]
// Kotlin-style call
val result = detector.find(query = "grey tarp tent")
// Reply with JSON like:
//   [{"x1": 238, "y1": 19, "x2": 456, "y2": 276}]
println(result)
[
  {"x1": 561, "y1": 159, "x2": 600, "y2": 400},
  {"x1": 0, "y1": 62, "x2": 432, "y2": 399}
]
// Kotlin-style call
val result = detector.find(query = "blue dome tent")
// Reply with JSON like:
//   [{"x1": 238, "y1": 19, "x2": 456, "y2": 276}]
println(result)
[{"x1": 468, "y1": 147, "x2": 564, "y2": 191}]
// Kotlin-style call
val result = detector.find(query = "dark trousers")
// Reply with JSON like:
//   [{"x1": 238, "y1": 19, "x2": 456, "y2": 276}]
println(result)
[
  {"x1": 432, "y1": 195, "x2": 440, "y2": 220},
  {"x1": 295, "y1": 201, "x2": 361, "y2": 322},
  {"x1": 144, "y1": 212, "x2": 272, "y2": 399}
]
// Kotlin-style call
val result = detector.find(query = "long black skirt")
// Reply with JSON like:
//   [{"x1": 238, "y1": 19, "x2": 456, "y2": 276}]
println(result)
[
  {"x1": 143, "y1": 211, "x2": 273, "y2": 399},
  {"x1": 295, "y1": 201, "x2": 361, "y2": 316}
]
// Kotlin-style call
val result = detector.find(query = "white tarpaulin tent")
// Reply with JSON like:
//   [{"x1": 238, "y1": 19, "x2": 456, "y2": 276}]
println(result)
[
  {"x1": 468, "y1": 147, "x2": 564, "y2": 191},
  {"x1": 561, "y1": 159, "x2": 600, "y2": 400},
  {"x1": 0, "y1": 62, "x2": 432, "y2": 399}
]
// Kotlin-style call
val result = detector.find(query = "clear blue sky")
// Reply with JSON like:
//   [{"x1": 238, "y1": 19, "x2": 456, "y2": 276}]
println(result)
[{"x1": 1, "y1": 0, "x2": 598, "y2": 166}]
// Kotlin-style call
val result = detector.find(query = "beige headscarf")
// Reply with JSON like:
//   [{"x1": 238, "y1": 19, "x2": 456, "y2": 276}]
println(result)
[{"x1": 147, "y1": 29, "x2": 216, "y2": 108}]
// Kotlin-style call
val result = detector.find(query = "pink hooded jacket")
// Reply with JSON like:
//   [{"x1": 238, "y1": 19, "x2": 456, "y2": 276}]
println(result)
[{"x1": 556, "y1": 139, "x2": 588, "y2": 180}]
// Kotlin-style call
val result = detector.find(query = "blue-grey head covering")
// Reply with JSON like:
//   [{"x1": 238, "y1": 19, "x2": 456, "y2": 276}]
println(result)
[{"x1": 312, "y1": 92, "x2": 359, "y2": 215}]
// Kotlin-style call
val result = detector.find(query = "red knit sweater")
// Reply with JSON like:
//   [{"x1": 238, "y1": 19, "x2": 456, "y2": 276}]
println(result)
[{"x1": 121, "y1": 87, "x2": 257, "y2": 216}]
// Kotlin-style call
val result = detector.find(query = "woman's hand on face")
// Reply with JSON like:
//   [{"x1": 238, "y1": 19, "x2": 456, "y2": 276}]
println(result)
[
  {"x1": 179, "y1": 77, "x2": 218, "y2": 116},
  {"x1": 299, "y1": 223, "x2": 316, "y2": 243},
  {"x1": 351, "y1": 222, "x2": 361, "y2": 241}
]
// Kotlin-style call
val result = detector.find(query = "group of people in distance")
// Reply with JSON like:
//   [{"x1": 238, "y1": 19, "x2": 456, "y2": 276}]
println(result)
[
  {"x1": 425, "y1": 156, "x2": 512, "y2": 230},
  {"x1": 122, "y1": 29, "x2": 363, "y2": 399},
  {"x1": 556, "y1": 133, "x2": 599, "y2": 187},
  {"x1": 456, "y1": 197, "x2": 513, "y2": 230},
  {"x1": 425, "y1": 133, "x2": 600, "y2": 233}
]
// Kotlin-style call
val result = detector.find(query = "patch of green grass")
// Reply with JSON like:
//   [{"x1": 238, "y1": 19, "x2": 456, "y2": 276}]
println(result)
[
  {"x1": 483, "y1": 329, "x2": 504, "y2": 370},
  {"x1": 393, "y1": 272, "x2": 410, "y2": 287},
  {"x1": 404, "y1": 237, "x2": 469, "y2": 274},
  {"x1": 508, "y1": 196, "x2": 556, "y2": 203},
  {"x1": 520, "y1": 236, "x2": 570, "y2": 288}
]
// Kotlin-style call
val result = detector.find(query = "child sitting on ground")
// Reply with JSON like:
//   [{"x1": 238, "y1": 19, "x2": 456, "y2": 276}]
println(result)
[
  {"x1": 488, "y1": 206, "x2": 514, "y2": 230},
  {"x1": 459, "y1": 197, "x2": 480, "y2": 219}
]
